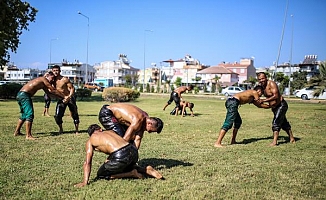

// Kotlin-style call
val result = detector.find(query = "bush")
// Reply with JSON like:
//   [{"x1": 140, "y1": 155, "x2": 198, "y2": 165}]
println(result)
[
  {"x1": 75, "y1": 88, "x2": 92, "y2": 101},
  {"x1": 0, "y1": 83, "x2": 23, "y2": 99},
  {"x1": 102, "y1": 87, "x2": 140, "y2": 102}
]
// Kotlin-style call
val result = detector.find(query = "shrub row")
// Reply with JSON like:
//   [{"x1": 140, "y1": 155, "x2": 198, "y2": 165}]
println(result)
[
  {"x1": 102, "y1": 87, "x2": 140, "y2": 102},
  {"x1": 0, "y1": 83, "x2": 22, "y2": 99}
]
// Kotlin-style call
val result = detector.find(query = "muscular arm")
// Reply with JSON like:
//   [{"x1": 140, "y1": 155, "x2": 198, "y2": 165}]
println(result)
[
  {"x1": 123, "y1": 123, "x2": 141, "y2": 145},
  {"x1": 75, "y1": 140, "x2": 93, "y2": 187},
  {"x1": 134, "y1": 135, "x2": 142, "y2": 149},
  {"x1": 66, "y1": 80, "x2": 75, "y2": 97},
  {"x1": 43, "y1": 80, "x2": 65, "y2": 99}
]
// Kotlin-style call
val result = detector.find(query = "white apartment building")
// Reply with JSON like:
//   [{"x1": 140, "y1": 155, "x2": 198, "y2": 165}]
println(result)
[{"x1": 93, "y1": 54, "x2": 139, "y2": 86}]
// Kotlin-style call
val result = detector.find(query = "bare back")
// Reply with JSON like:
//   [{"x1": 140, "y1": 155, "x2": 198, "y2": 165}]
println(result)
[
  {"x1": 20, "y1": 77, "x2": 56, "y2": 97},
  {"x1": 89, "y1": 130, "x2": 129, "y2": 154},
  {"x1": 233, "y1": 90, "x2": 259, "y2": 105},
  {"x1": 174, "y1": 86, "x2": 188, "y2": 96},
  {"x1": 109, "y1": 103, "x2": 147, "y2": 128}
]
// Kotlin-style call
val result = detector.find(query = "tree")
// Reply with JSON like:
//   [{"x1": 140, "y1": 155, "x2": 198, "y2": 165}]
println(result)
[
  {"x1": 174, "y1": 77, "x2": 182, "y2": 87},
  {"x1": 0, "y1": 0, "x2": 38, "y2": 67},
  {"x1": 309, "y1": 61, "x2": 326, "y2": 97},
  {"x1": 291, "y1": 71, "x2": 307, "y2": 91}
]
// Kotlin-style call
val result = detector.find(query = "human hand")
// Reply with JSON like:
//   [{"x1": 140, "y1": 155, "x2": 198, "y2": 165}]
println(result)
[{"x1": 74, "y1": 182, "x2": 87, "y2": 188}]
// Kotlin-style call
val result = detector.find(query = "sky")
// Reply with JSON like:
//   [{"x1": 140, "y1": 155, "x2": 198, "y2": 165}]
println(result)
[{"x1": 9, "y1": 0, "x2": 326, "y2": 70}]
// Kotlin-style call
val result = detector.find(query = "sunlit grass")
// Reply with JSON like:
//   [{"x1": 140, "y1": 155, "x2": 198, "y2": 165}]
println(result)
[{"x1": 0, "y1": 91, "x2": 325, "y2": 199}]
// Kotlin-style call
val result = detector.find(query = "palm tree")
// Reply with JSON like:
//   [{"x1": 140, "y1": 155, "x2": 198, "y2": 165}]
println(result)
[{"x1": 309, "y1": 61, "x2": 326, "y2": 97}]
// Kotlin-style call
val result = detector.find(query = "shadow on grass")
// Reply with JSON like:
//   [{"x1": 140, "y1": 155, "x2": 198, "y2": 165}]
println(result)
[
  {"x1": 138, "y1": 158, "x2": 193, "y2": 170},
  {"x1": 46, "y1": 130, "x2": 88, "y2": 136},
  {"x1": 239, "y1": 136, "x2": 301, "y2": 145}
]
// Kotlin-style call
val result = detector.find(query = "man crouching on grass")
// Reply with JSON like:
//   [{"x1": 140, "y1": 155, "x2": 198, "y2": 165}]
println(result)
[{"x1": 74, "y1": 124, "x2": 164, "y2": 188}]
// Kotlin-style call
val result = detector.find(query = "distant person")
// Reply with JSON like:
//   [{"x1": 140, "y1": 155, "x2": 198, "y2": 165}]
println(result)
[
  {"x1": 52, "y1": 65, "x2": 79, "y2": 134},
  {"x1": 176, "y1": 100, "x2": 194, "y2": 117},
  {"x1": 98, "y1": 103, "x2": 164, "y2": 149},
  {"x1": 42, "y1": 93, "x2": 51, "y2": 117},
  {"x1": 214, "y1": 86, "x2": 270, "y2": 147},
  {"x1": 14, "y1": 72, "x2": 67, "y2": 140},
  {"x1": 257, "y1": 72, "x2": 295, "y2": 146},
  {"x1": 74, "y1": 124, "x2": 164, "y2": 187},
  {"x1": 163, "y1": 85, "x2": 194, "y2": 112}
]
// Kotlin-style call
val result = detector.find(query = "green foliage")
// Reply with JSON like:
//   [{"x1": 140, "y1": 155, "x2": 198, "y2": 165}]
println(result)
[
  {"x1": 175, "y1": 77, "x2": 182, "y2": 87},
  {"x1": 291, "y1": 71, "x2": 308, "y2": 90},
  {"x1": 75, "y1": 88, "x2": 92, "y2": 101},
  {"x1": 0, "y1": 82, "x2": 22, "y2": 99},
  {"x1": 102, "y1": 87, "x2": 140, "y2": 102},
  {"x1": 0, "y1": 0, "x2": 38, "y2": 66},
  {"x1": 308, "y1": 61, "x2": 326, "y2": 97}
]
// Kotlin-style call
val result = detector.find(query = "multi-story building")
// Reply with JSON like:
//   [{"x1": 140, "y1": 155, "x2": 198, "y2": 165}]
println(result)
[
  {"x1": 4, "y1": 64, "x2": 45, "y2": 83},
  {"x1": 217, "y1": 58, "x2": 256, "y2": 83},
  {"x1": 196, "y1": 65, "x2": 239, "y2": 87},
  {"x1": 94, "y1": 54, "x2": 139, "y2": 86},
  {"x1": 271, "y1": 55, "x2": 320, "y2": 81}
]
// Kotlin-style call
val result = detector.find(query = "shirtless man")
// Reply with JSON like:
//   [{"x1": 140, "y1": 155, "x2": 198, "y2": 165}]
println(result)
[
  {"x1": 176, "y1": 101, "x2": 194, "y2": 117},
  {"x1": 74, "y1": 124, "x2": 163, "y2": 187},
  {"x1": 14, "y1": 72, "x2": 68, "y2": 139},
  {"x1": 214, "y1": 86, "x2": 270, "y2": 147},
  {"x1": 257, "y1": 72, "x2": 295, "y2": 146},
  {"x1": 163, "y1": 85, "x2": 194, "y2": 112},
  {"x1": 98, "y1": 103, "x2": 164, "y2": 149},
  {"x1": 52, "y1": 65, "x2": 80, "y2": 134}
]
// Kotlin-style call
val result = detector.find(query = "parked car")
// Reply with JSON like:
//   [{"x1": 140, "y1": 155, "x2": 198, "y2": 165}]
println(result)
[
  {"x1": 221, "y1": 86, "x2": 245, "y2": 96},
  {"x1": 83, "y1": 82, "x2": 104, "y2": 91},
  {"x1": 294, "y1": 87, "x2": 326, "y2": 100}
]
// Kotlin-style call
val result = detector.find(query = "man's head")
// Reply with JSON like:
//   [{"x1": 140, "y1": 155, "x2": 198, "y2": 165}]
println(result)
[
  {"x1": 44, "y1": 71, "x2": 55, "y2": 83},
  {"x1": 187, "y1": 85, "x2": 194, "y2": 91},
  {"x1": 257, "y1": 72, "x2": 268, "y2": 88},
  {"x1": 187, "y1": 102, "x2": 194, "y2": 109},
  {"x1": 146, "y1": 117, "x2": 164, "y2": 133},
  {"x1": 253, "y1": 85, "x2": 264, "y2": 97},
  {"x1": 87, "y1": 124, "x2": 102, "y2": 136},
  {"x1": 52, "y1": 65, "x2": 61, "y2": 77}
]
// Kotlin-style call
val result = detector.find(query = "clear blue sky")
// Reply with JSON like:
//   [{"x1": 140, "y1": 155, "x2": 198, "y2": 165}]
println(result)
[{"x1": 9, "y1": 0, "x2": 326, "y2": 70}]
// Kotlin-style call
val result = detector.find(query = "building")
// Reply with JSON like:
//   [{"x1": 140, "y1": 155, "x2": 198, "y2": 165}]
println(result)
[
  {"x1": 3, "y1": 64, "x2": 45, "y2": 84},
  {"x1": 94, "y1": 54, "x2": 139, "y2": 86},
  {"x1": 217, "y1": 58, "x2": 256, "y2": 83},
  {"x1": 196, "y1": 65, "x2": 239, "y2": 88},
  {"x1": 271, "y1": 55, "x2": 320, "y2": 81}
]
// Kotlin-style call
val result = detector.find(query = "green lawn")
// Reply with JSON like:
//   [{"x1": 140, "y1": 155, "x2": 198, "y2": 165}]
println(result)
[{"x1": 0, "y1": 92, "x2": 325, "y2": 200}]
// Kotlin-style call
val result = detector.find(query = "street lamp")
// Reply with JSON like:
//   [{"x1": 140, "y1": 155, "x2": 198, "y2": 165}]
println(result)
[
  {"x1": 143, "y1": 29, "x2": 153, "y2": 92},
  {"x1": 50, "y1": 38, "x2": 58, "y2": 64},
  {"x1": 288, "y1": 14, "x2": 294, "y2": 97},
  {"x1": 78, "y1": 11, "x2": 89, "y2": 83}
]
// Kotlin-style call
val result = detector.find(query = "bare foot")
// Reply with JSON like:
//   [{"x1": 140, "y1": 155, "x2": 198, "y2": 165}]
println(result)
[
  {"x1": 146, "y1": 166, "x2": 163, "y2": 179},
  {"x1": 26, "y1": 135, "x2": 36, "y2": 140},
  {"x1": 290, "y1": 139, "x2": 295, "y2": 143},
  {"x1": 14, "y1": 132, "x2": 24, "y2": 136},
  {"x1": 45, "y1": 114, "x2": 51, "y2": 117},
  {"x1": 214, "y1": 143, "x2": 225, "y2": 148},
  {"x1": 131, "y1": 169, "x2": 144, "y2": 179},
  {"x1": 75, "y1": 131, "x2": 79, "y2": 135},
  {"x1": 269, "y1": 143, "x2": 277, "y2": 147}
]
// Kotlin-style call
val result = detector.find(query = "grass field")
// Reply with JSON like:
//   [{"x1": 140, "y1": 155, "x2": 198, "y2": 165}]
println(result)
[{"x1": 0, "y1": 91, "x2": 325, "y2": 200}]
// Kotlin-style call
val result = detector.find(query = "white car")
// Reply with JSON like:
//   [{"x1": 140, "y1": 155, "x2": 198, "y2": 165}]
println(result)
[
  {"x1": 221, "y1": 86, "x2": 245, "y2": 96},
  {"x1": 294, "y1": 87, "x2": 326, "y2": 100}
]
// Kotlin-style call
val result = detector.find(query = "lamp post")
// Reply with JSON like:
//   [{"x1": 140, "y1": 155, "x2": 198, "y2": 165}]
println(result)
[
  {"x1": 78, "y1": 11, "x2": 89, "y2": 83},
  {"x1": 143, "y1": 29, "x2": 153, "y2": 92},
  {"x1": 50, "y1": 38, "x2": 58, "y2": 64},
  {"x1": 288, "y1": 14, "x2": 294, "y2": 97}
]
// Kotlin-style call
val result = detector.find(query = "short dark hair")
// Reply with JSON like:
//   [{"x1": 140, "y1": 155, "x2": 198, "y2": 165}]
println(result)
[
  {"x1": 257, "y1": 72, "x2": 267, "y2": 78},
  {"x1": 188, "y1": 85, "x2": 194, "y2": 90},
  {"x1": 47, "y1": 71, "x2": 54, "y2": 76},
  {"x1": 253, "y1": 85, "x2": 263, "y2": 91},
  {"x1": 188, "y1": 102, "x2": 194, "y2": 109},
  {"x1": 52, "y1": 65, "x2": 61, "y2": 71},
  {"x1": 152, "y1": 117, "x2": 164, "y2": 134},
  {"x1": 87, "y1": 124, "x2": 102, "y2": 136}
]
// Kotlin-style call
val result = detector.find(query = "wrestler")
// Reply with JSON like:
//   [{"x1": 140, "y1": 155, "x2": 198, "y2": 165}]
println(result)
[
  {"x1": 257, "y1": 72, "x2": 295, "y2": 146},
  {"x1": 163, "y1": 85, "x2": 193, "y2": 112},
  {"x1": 52, "y1": 65, "x2": 79, "y2": 134},
  {"x1": 14, "y1": 72, "x2": 68, "y2": 139},
  {"x1": 74, "y1": 124, "x2": 163, "y2": 188},
  {"x1": 98, "y1": 103, "x2": 163, "y2": 149},
  {"x1": 214, "y1": 86, "x2": 270, "y2": 147},
  {"x1": 176, "y1": 101, "x2": 194, "y2": 117}
]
